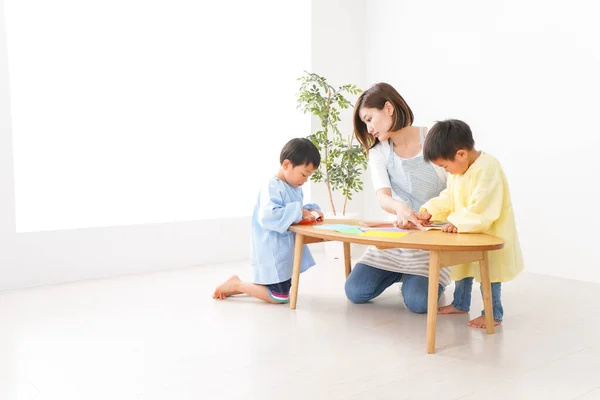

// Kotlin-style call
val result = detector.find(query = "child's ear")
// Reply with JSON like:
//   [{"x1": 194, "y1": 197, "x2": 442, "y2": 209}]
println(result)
[
  {"x1": 456, "y1": 149, "x2": 468, "y2": 159},
  {"x1": 282, "y1": 159, "x2": 292, "y2": 170}
]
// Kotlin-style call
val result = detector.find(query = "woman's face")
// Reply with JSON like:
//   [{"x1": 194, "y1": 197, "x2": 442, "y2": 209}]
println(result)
[{"x1": 359, "y1": 103, "x2": 394, "y2": 142}]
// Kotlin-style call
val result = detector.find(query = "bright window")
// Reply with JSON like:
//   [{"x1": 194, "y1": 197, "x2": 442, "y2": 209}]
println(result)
[{"x1": 5, "y1": 0, "x2": 311, "y2": 231}]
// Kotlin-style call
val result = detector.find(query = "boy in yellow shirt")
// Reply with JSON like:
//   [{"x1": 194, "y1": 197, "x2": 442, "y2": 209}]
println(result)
[{"x1": 418, "y1": 119, "x2": 523, "y2": 329}]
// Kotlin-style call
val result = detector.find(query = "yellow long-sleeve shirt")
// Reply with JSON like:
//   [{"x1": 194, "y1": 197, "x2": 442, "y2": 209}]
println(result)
[{"x1": 422, "y1": 153, "x2": 524, "y2": 282}]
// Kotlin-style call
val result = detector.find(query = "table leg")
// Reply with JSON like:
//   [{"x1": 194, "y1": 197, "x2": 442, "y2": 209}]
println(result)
[
  {"x1": 289, "y1": 233, "x2": 304, "y2": 310},
  {"x1": 426, "y1": 250, "x2": 441, "y2": 354},
  {"x1": 479, "y1": 251, "x2": 495, "y2": 334},
  {"x1": 343, "y1": 242, "x2": 352, "y2": 278}
]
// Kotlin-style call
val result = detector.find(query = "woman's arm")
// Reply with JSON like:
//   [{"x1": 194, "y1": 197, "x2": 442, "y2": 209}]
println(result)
[
  {"x1": 376, "y1": 188, "x2": 423, "y2": 229},
  {"x1": 367, "y1": 143, "x2": 424, "y2": 229},
  {"x1": 376, "y1": 188, "x2": 406, "y2": 215}
]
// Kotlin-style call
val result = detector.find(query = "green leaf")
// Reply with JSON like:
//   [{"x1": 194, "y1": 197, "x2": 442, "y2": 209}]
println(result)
[{"x1": 297, "y1": 71, "x2": 366, "y2": 209}]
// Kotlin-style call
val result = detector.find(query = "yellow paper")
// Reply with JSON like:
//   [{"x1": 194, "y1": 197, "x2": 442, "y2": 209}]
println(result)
[{"x1": 360, "y1": 230, "x2": 409, "y2": 239}]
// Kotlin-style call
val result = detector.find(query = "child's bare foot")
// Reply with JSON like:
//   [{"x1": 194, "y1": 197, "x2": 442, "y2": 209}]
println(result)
[
  {"x1": 212, "y1": 275, "x2": 242, "y2": 300},
  {"x1": 438, "y1": 304, "x2": 467, "y2": 315},
  {"x1": 467, "y1": 316, "x2": 501, "y2": 329}
]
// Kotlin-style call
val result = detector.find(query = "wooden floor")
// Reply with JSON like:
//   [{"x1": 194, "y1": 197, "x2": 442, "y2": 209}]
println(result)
[{"x1": 1, "y1": 253, "x2": 599, "y2": 400}]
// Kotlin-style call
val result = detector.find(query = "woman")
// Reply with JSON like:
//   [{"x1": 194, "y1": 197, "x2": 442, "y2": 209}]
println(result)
[{"x1": 345, "y1": 83, "x2": 449, "y2": 313}]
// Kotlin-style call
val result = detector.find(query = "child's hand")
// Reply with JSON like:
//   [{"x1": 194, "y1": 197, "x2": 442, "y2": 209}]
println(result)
[
  {"x1": 442, "y1": 223, "x2": 458, "y2": 233},
  {"x1": 307, "y1": 209, "x2": 324, "y2": 220},
  {"x1": 417, "y1": 211, "x2": 432, "y2": 226},
  {"x1": 302, "y1": 209, "x2": 316, "y2": 221}
]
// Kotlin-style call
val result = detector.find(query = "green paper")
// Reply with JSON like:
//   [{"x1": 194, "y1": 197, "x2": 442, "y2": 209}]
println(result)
[{"x1": 337, "y1": 227, "x2": 363, "y2": 235}]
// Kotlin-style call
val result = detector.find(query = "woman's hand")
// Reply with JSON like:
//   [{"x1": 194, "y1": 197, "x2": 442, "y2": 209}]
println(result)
[
  {"x1": 394, "y1": 207, "x2": 425, "y2": 230},
  {"x1": 442, "y1": 223, "x2": 458, "y2": 233}
]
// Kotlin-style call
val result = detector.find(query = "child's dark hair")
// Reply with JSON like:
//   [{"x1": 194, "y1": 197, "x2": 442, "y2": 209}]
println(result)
[
  {"x1": 423, "y1": 119, "x2": 475, "y2": 162},
  {"x1": 280, "y1": 138, "x2": 321, "y2": 168},
  {"x1": 353, "y1": 82, "x2": 414, "y2": 152}
]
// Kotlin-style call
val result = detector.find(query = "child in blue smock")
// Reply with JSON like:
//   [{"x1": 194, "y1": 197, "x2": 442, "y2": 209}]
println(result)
[{"x1": 212, "y1": 138, "x2": 323, "y2": 303}]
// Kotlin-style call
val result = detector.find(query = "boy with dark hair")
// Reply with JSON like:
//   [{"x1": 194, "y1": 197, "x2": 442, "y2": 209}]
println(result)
[
  {"x1": 419, "y1": 119, "x2": 524, "y2": 328},
  {"x1": 213, "y1": 138, "x2": 323, "y2": 304}
]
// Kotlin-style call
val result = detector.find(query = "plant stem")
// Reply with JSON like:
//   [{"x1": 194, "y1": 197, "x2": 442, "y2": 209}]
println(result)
[
  {"x1": 324, "y1": 88, "x2": 336, "y2": 216},
  {"x1": 342, "y1": 135, "x2": 352, "y2": 216}
]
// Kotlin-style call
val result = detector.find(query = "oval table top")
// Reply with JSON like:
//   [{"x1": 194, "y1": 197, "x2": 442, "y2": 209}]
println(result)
[{"x1": 289, "y1": 219, "x2": 505, "y2": 252}]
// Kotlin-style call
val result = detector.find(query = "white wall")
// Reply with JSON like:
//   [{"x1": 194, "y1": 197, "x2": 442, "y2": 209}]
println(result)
[
  {"x1": 364, "y1": 0, "x2": 600, "y2": 282},
  {"x1": 0, "y1": 1, "x2": 291, "y2": 291},
  {"x1": 0, "y1": 34, "x2": 252, "y2": 289},
  {"x1": 4, "y1": 0, "x2": 597, "y2": 289},
  {"x1": 310, "y1": 0, "x2": 367, "y2": 218},
  {"x1": 6, "y1": 0, "x2": 310, "y2": 233},
  {"x1": 0, "y1": 0, "x2": 368, "y2": 291}
]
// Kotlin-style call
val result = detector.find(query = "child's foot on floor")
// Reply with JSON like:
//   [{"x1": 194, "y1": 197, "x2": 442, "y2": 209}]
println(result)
[
  {"x1": 438, "y1": 304, "x2": 467, "y2": 315},
  {"x1": 212, "y1": 275, "x2": 242, "y2": 299},
  {"x1": 467, "y1": 315, "x2": 501, "y2": 329}
]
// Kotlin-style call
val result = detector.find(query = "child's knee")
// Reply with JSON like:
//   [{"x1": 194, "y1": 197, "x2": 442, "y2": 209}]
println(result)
[{"x1": 266, "y1": 280, "x2": 291, "y2": 304}]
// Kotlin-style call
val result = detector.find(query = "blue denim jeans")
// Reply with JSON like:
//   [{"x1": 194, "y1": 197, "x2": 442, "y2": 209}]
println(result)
[
  {"x1": 344, "y1": 262, "x2": 444, "y2": 314},
  {"x1": 452, "y1": 277, "x2": 503, "y2": 322}
]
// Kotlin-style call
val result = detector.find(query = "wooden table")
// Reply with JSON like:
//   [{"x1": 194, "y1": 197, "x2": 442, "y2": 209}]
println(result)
[{"x1": 289, "y1": 219, "x2": 505, "y2": 354}]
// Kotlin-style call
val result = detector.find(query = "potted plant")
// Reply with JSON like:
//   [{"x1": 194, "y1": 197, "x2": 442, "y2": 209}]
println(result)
[{"x1": 296, "y1": 71, "x2": 367, "y2": 217}]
